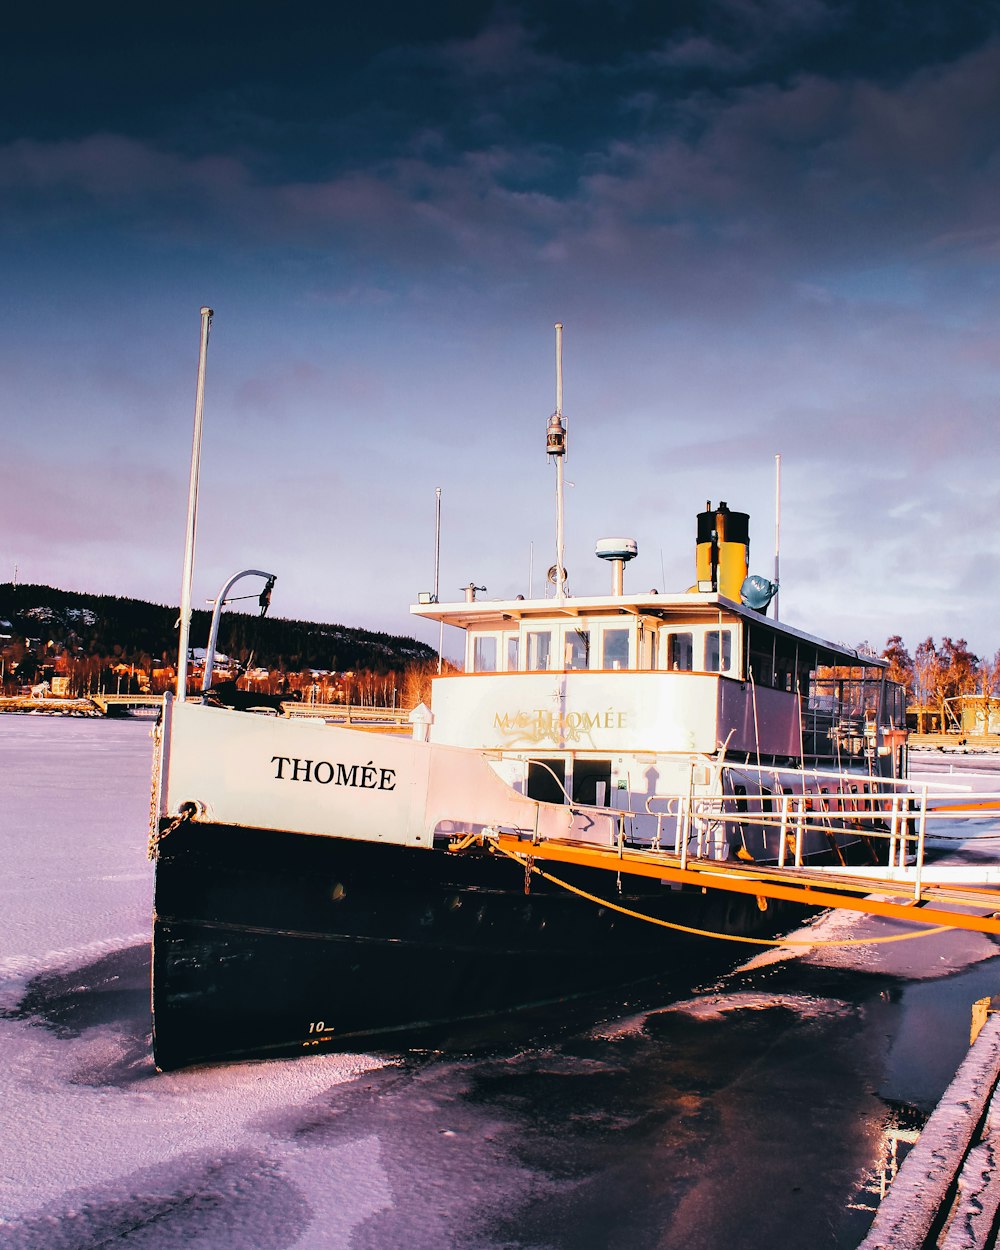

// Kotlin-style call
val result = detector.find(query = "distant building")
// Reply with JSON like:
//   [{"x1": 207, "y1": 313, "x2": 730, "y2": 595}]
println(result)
[
  {"x1": 906, "y1": 703, "x2": 945, "y2": 734},
  {"x1": 950, "y1": 695, "x2": 1000, "y2": 737}
]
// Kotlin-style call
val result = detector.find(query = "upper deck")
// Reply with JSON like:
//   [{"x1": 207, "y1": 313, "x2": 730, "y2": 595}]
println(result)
[
  {"x1": 410, "y1": 590, "x2": 887, "y2": 684},
  {"x1": 410, "y1": 591, "x2": 901, "y2": 767}
]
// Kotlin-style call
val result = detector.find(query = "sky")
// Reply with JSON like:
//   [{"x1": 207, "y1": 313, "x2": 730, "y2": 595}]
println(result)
[{"x1": 2, "y1": 0, "x2": 1000, "y2": 660}]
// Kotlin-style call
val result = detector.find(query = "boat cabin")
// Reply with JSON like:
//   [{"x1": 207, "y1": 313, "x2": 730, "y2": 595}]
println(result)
[{"x1": 410, "y1": 589, "x2": 905, "y2": 786}]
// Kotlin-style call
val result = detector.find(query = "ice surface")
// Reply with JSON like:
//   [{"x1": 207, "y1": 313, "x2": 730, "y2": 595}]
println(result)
[
  {"x1": 0, "y1": 717, "x2": 387, "y2": 1248},
  {"x1": 4, "y1": 718, "x2": 1000, "y2": 1249}
]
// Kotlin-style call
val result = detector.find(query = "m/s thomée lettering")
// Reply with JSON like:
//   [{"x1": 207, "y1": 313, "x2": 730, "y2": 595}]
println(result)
[
  {"x1": 493, "y1": 710, "x2": 628, "y2": 732},
  {"x1": 270, "y1": 756, "x2": 396, "y2": 791}
]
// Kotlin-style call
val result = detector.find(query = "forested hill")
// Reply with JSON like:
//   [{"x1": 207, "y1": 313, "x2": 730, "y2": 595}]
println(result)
[{"x1": 0, "y1": 583, "x2": 435, "y2": 673}]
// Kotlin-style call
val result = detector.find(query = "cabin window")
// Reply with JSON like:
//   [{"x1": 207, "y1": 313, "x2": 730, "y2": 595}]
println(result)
[
  {"x1": 602, "y1": 628, "x2": 630, "y2": 670},
  {"x1": 797, "y1": 648, "x2": 816, "y2": 697},
  {"x1": 705, "y1": 629, "x2": 732, "y2": 673},
  {"x1": 775, "y1": 639, "x2": 797, "y2": 691},
  {"x1": 472, "y1": 635, "x2": 497, "y2": 673},
  {"x1": 747, "y1": 629, "x2": 775, "y2": 686},
  {"x1": 527, "y1": 630, "x2": 552, "y2": 671},
  {"x1": 667, "y1": 632, "x2": 694, "y2": 671},
  {"x1": 505, "y1": 634, "x2": 520, "y2": 672},
  {"x1": 565, "y1": 628, "x2": 591, "y2": 670}
]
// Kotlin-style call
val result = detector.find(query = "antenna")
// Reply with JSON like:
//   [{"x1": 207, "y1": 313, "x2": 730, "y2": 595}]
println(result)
[
  {"x1": 434, "y1": 487, "x2": 443, "y2": 673},
  {"x1": 546, "y1": 323, "x2": 567, "y2": 600},
  {"x1": 773, "y1": 452, "x2": 781, "y2": 620}
]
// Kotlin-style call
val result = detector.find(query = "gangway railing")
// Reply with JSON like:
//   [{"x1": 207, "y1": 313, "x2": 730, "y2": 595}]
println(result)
[
  {"x1": 626, "y1": 763, "x2": 1000, "y2": 901},
  {"x1": 463, "y1": 763, "x2": 1000, "y2": 937},
  {"x1": 675, "y1": 783, "x2": 1000, "y2": 903}
]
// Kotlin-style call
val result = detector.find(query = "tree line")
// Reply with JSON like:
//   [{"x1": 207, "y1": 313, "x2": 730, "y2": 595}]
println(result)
[
  {"x1": 0, "y1": 582, "x2": 439, "y2": 704},
  {"x1": 882, "y1": 635, "x2": 1000, "y2": 713}
]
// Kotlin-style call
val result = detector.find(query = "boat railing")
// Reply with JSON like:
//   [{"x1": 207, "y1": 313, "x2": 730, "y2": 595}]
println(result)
[
  {"x1": 480, "y1": 764, "x2": 1000, "y2": 906},
  {"x1": 490, "y1": 749, "x2": 1000, "y2": 905},
  {"x1": 676, "y1": 778, "x2": 1000, "y2": 903},
  {"x1": 803, "y1": 677, "x2": 906, "y2": 762}
]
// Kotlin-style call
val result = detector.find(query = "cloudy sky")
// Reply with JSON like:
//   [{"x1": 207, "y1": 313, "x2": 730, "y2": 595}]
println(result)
[{"x1": 3, "y1": 0, "x2": 999, "y2": 658}]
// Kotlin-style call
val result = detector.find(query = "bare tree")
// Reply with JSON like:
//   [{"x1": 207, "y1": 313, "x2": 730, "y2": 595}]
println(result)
[{"x1": 882, "y1": 636, "x2": 914, "y2": 698}]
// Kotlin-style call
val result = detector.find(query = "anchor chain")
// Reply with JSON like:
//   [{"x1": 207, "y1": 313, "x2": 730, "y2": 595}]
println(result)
[
  {"x1": 524, "y1": 853, "x2": 535, "y2": 895},
  {"x1": 147, "y1": 803, "x2": 195, "y2": 860}
]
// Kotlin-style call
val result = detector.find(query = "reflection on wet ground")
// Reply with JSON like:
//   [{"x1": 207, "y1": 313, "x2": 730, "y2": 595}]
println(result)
[
  {"x1": 5, "y1": 943, "x2": 150, "y2": 1039},
  {"x1": 7, "y1": 927, "x2": 1000, "y2": 1249}
]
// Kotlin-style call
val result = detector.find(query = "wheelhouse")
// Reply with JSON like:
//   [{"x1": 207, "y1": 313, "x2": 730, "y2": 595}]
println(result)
[{"x1": 410, "y1": 590, "x2": 904, "y2": 777}]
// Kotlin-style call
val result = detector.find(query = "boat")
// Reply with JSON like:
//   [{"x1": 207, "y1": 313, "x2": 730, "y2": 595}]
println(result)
[{"x1": 149, "y1": 321, "x2": 908, "y2": 1070}]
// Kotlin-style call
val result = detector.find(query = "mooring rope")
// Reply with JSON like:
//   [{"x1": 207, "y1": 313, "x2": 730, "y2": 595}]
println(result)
[{"x1": 489, "y1": 840, "x2": 952, "y2": 948}]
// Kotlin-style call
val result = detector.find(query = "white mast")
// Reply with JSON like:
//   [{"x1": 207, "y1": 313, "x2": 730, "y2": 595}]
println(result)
[
  {"x1": 545, "y1": 322, "x2": 567, "y2": 600},
  {"x1": 434, "y1": 486, "x2": 443, "y2": 673},
  {"x1": 176, "y1": 306, "x2": 213, "y2": 702},
  {"x1": 773, "y1": 451, "x2": 781, "y2": 620}
]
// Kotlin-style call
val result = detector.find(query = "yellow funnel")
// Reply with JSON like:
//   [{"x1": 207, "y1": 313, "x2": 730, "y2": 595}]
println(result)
[{"x1": 695, "y1": 501, "x2": 749, "y2": 599}]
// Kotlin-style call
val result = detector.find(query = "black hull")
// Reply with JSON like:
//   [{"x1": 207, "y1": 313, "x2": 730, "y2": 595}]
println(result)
[{"x1": 152, "y1": 822, "x2": 798, "y2": 1070}]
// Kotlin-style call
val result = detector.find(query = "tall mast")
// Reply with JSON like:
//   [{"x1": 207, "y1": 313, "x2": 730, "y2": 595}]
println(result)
[
  {"x1": 176, "y1": 306, "x2": 213, "y2": 702},
  {"x1": 773, "y1": 452, "x2": 781, "y2": 620},
  {"x1": 545, "y1": 322, "x2": 567, "y2": 599},
  {"x1": 434, "y1": 486, "x2": 443, "y2": 673}
]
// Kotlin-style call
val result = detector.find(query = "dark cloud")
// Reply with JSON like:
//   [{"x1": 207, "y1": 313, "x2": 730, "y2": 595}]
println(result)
[
  {"x1": 4, "y1": 22, "x2": 998, "y2": 297},
  {"x1": 3, "y1": 2, "x2": 1000, "y2": 649}
]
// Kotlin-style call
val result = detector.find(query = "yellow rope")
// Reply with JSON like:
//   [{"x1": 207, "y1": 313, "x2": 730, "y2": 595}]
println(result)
[{"x1": 491, "y1": 842, "x2": 950, "y2": 948}]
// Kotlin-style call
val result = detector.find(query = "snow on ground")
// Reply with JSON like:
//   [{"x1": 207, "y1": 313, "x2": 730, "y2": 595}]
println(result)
[
  {"x1": 0, "y1": 717, "x2": 390, "y2": 1249},
  {"x1": 4, "y1": 720, "x2": 1000, "y2": 1249}
]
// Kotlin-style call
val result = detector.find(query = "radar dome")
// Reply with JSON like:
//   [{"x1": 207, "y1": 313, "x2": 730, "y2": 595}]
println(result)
[{"x1": 595, "y1": 537, "x2": 637, "y2": 562}]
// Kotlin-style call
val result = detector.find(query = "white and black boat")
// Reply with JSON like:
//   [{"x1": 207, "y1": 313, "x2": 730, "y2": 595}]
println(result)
[{"x1": 149, "y1": 320, "x2": 907, "y2": 1070}]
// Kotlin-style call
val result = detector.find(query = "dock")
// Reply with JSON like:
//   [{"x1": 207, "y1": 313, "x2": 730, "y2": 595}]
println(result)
[
  {"x1": 859, "y1": 1003, "x2": 1000, "y2": 1249},
  {"x1": 0, "y1": 694, "x2": 409, "y2": 725}
]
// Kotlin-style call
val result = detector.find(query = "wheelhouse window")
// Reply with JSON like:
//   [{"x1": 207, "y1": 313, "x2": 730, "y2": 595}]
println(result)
[
  {"x1": 505, "y1": 634, "x2": 520, "y2": 672},
  {"x1": 602, "y1": 628, "x2": 630, "y2": 670},
  {"x1": 705, "y1": 629, "x2": 732, "y2": 673},
  {"x1": 638, "y1": 623, "x2": 656, "y2": 670},
  {"x1": 666, "y1": 632, "x2": 694, "y2": 671},
  {"x1": 527, "y1": 630, "x2": 552, "y2": 671},
  {"x1": 472, "y1": 634, "x2": 497, "y2": 673},
  {"x1": 564, "y1": 628, "x2": 590, "y2": 670}
]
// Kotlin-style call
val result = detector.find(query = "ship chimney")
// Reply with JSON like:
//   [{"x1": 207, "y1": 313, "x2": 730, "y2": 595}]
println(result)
[
  {"x1": 695, "y1": 502, "x2": 749, "y2": 598},
  {"x1": 595, "y1": 538, "x2": 637, "y2": 595}
]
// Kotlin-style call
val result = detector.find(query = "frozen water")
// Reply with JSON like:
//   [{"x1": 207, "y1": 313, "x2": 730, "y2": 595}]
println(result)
[
  {"x1": 3, "y1": 716, "x2": 1000, "y2": 1249},
  {"x1": 0, "y1": 718, "x2": 387, "y2": 1248}
]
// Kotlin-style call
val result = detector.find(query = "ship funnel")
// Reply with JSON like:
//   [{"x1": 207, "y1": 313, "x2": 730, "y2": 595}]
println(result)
[
  {"x1": 695, "y1": 501, "x2": 749, "y2": 599},
  {"x1": 596, "y1": 537, "x2": 637, "y2": 595}
]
